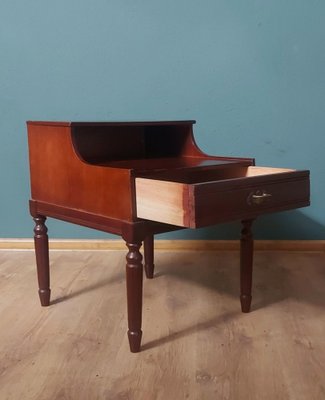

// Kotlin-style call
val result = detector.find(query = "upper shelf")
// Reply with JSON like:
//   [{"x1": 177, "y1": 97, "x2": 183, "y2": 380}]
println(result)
[
  {"x1": 27, "y1": 120, "x2": 255, "y2": 171},
  {"x1": 67, "y1": 121, "x2": 204, "y2": 165}
]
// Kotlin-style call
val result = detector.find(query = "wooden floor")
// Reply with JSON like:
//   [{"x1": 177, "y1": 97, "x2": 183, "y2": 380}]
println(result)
[{"x1": 0, "y1": 249, "x2": 324, "y2": 400}]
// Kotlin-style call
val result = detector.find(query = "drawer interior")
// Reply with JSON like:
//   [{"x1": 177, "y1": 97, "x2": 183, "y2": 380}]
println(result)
[{"x1": 139, "y1": 166, "x2": 294, "y2": 184}]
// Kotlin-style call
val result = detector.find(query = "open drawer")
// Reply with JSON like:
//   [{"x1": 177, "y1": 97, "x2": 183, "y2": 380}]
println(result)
[{"x1": 135, "y1": 166, "x2": 310, "y2": 228}]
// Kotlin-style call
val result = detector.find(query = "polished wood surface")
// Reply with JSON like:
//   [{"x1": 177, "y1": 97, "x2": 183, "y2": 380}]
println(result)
[
  {"x1": 0, "y1": 249, "x2": 324, "y2": 399},
  {"x1": 240, "y1": 219, "x2": 254, "y2": 312},
  {"x1": 27, "y1": 120, "x2": 310, "y2": 352},
  {"x1": 27, "y1": 124, "x2": 134, "y2": 221},
  {"x1": 33, "y1": 216, "x2": 50, "y2": 306},
  {"x1": 144, "y1": 235, "x2": 155, "y2": 279},
  {"x1": 126, "y1": 242, "x2": 143, "y2": 352}
]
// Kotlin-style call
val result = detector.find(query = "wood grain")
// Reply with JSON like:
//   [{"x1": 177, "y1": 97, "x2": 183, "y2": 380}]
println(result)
[
  {"x1": 136, "y1": 178, "x2": 188, "y2": 226},
  {"x1": 27, "y1": 123, "x2": 134, "y2": 221},
  {"x1": 0, "y1": 249, "x2": 324, "y2": 399},
  {"x1": 245, "y1": 166, "x2": 293, "y2": 176}
]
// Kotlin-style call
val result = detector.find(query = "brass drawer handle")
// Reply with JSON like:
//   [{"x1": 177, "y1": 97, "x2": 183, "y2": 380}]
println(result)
[{"x1": 248, "y1": 190, "x2": 272, "y2": 205}]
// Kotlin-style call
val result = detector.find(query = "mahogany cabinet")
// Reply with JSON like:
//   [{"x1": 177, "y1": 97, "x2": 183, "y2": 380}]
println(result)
[{"x1": 27, "y1": 120, "x2": 310, "y2": 352}]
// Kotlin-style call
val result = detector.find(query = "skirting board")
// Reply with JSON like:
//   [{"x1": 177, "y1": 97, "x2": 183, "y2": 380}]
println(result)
[{"x1": 0, "y1": 239, "x2": 324, "y2": 252}]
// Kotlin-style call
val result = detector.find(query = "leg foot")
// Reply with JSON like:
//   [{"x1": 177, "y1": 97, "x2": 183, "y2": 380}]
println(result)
[
  {"x1": 127, "y1": 330, "x2": 143, "y2": 353},
  {"x1": 126, "y1": 241, "x2": 143, "y2": 353},
  {"x1": 38, "y1": 288, "x2": 51, "y2": 307},
  {"x1": 240, "y1": 294, "x2": 252, "y2": 313},
  {"x1": 144, "y1": 235, "x2": 154, "y2": 279},
  {"x1": 240, "y1": 219, "x2": 254, "y2": 313},
  {"x1": 33, "y1": 216, "x2": 51, "y2": 306}
]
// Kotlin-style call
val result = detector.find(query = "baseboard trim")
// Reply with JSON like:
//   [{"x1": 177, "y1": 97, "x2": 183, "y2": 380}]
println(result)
[{"x1": 0, "y1": 239, "x2": 324, "y2": 252}]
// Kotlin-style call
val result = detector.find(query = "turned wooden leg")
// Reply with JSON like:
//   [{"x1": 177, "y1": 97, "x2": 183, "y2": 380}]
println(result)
[
  {"x1": 33, "y1": 216, "x2": 51, "y2": 306},
  {"x1": 144, "y1": 235, "x2": 154, "y2": 279},
  {"x1": 240, "y1": 219, "x2": 254, "y2": 313},
  {"x1": 126, "y1": 241, "x2": 143, "y2": 353}
]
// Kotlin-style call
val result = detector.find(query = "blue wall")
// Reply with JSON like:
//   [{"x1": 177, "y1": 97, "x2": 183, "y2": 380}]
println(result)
[{"x1": 1, "y1": 1, "x2": 324, "y2": 239}]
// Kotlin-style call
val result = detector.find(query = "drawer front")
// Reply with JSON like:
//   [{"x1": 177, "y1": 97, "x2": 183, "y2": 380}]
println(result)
[
  {"x1": 191, "y1": 171, "x2": 310, "y2": 228},
  {"x1": 135, "y1": 168, "x2": 310, "y2": 228}
]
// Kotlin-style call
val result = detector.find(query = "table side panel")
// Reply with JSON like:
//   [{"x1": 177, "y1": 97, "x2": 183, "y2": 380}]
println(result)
[{"x1": 27, "y1": 124, "x2": 134, "y2": 221}]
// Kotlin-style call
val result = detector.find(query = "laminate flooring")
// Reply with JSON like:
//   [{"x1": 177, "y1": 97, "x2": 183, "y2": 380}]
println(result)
[{"x1": 0, "y1": 249, "x2": 324, "y2": 400}]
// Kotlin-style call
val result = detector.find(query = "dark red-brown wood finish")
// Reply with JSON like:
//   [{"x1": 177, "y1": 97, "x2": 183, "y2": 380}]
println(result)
[{"x1": 27, "y1": 120, "x2": 310, "y2": 352}]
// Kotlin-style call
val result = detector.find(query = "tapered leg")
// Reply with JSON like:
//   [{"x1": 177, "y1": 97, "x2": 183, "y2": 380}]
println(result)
[
  {"x1": 126, "y1": 241, "x2": 143, "y2": 353},
  {"x1": 240, "y1": 219, "x2": 254, "y2": 313},
  {"x1": 33, "y1": 216, "x2": 51, "y2": 306},
  {"x1": 144, "y1": 235, "x2": 154, "y2": 279}
]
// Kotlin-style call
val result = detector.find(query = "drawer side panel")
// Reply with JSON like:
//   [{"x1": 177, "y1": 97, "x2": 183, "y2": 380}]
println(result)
[{"x1": 135, "y1": 178, "x2": 189, "y2": 226}]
